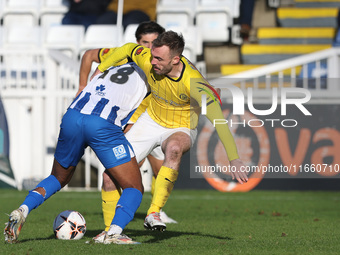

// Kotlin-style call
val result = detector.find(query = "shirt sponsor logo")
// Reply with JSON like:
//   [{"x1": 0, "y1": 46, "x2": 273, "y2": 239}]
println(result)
[
  {"x1": 113, "y1": 145, "x2": 127, "y2": 160},
  {"x1": 151, "y1": 89, "x2": 187, "y2": 107},
  {"x1": 96, "y1": 84, "x2": 106, "y2": 96},
  {"x1": 179, "y1": 93, "x2": 189, "y2": 101}
]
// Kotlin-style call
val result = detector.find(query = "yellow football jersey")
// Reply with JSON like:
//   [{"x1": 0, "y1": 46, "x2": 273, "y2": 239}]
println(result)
[{"x1": 99, "y1": 48, "x2": 128, "y2": 66}]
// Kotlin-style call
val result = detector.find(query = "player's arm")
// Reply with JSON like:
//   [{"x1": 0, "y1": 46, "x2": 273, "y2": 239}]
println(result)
[
  {"x1": 90, "y1": 43, "x2": 139, "y2": 80},
  {"x1": 191, "y1": 81, "x2": 248, "y2": 183},
  {"x1": 191, "y1": 85, "x2": 238, "y2": 160},
  {"x1": 77, "y1": 48, "x2": 101, "y2": 97}
]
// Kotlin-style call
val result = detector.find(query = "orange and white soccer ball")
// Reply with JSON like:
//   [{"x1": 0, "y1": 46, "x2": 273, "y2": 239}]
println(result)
[{"x1": 53, "y1": 210, "x2": 86, "y2": 240}]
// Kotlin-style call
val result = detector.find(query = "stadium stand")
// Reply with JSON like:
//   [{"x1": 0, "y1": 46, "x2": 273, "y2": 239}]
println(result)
[
  {"x1": 39, "y1": 13, "x2": 64, "y2": 30},
  {"x1": 2, "y1": 0, "x2": 41, "y2": 26},
  {"x1": 3, "y1": 25, "x2": 42, "y2": 48},
  {"x1": 220, "y1": 63, "x2": 304, "y2": 77},
  {"x1": 294, "y1": 0, "x2": 340, "y2": 7},
  {"x1": 267, "y1": 0, "x2": 281, "y2": 8},
  {"x1": 123, "y1": 23, "x2": 139, "y2": 44},
  {"x1": 2, "y1": 25, "x2": 44, "y2": 89},
  {"x1": 195, "y1": 0, "x2": 240, "y2": 43},
  {"x1": 44, "y1": 25, "x2": 85, "y2": 58},
  {"x1": 277, "y1": 7, "x2": 339, "y2": 27},
  {"x1": 222, "y1": 0, "x2": 339, "y2": 76},
  {"x1": 0, "y1": 0, "x2": 337, "y2": 77},
  {"x1": 80, "y1": 24, "x2": 122, "y2": 52},
  {"x1": 39, "y1": 0, "x2": 68, "y2": 15},
  {"x1": 39, "y1": 0, "x2": 68, "y2": 29},
  {"x1": 241, "y1": 44, "x2": 332, "y2": 64},
  {"x1": 199, "y1": 0, "x2": 240, "y2": 18},
  {"x1": 2, "y1": 13, "x2": 37, "y2": 27},
  {"x1": 0, "y1": 0, "x2": 3, "y2": 17},
  {"x1": 257, "y1": 27, "x2": 336, "y2": 44},
  {"x1": 164, "y1": 25, "x2": 203, "y2": 58},
  {"x1": 156, "y1": 0, "x2": 196, "y2": 28}
]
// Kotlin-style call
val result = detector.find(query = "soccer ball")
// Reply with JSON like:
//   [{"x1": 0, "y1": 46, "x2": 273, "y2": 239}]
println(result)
[{"x1": 53, "y1": 210, "x2": 86, "y2": 240}]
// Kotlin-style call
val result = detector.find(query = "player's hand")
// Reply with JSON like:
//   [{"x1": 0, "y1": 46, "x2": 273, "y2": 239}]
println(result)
[
  {"x1": 230, "y1": 158, "x2": 248, "y2": 184},
  {"x1": 90, "y1": 68, "x2": 102, "y2": 81}
]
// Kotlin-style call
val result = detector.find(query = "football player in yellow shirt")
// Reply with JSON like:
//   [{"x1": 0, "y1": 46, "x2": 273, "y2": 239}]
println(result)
[{"x1": 91, "y1": 31, "x2": 248, "y2": 235}]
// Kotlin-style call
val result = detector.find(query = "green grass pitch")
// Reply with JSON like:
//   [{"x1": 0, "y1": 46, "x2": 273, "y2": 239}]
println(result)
[{"x1": 1, "y1": 189, "x2": 340, "y2": 255}]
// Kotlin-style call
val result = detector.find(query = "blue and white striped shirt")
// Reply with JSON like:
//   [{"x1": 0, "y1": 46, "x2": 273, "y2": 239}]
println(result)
[{"x1": 70, "y1": 63, "x2": 149, "y2": 127}]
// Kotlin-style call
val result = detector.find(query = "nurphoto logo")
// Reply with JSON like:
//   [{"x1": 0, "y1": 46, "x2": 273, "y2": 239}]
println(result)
[{"x1": 201, "y1": 85, "x2": 312, "y2": 128}]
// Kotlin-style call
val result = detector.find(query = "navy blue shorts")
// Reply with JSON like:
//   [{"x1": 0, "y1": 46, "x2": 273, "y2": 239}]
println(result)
[{"x1": 54, "y1": 109, "x2": 133, "y2": 169}]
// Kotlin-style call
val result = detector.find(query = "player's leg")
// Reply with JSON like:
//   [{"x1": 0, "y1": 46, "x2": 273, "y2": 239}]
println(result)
[
  {"x1": 98, "y1": 123, "x2": 147, "y2": 238},
  {"x1": 101, "y1": 170, "x2": 121, "y2": 231},
  {"x1": 100, "y1": 117, "x2": 131, "y2": 233},
  {"x1": 102, "y1": 158, "x2": 143, "y2": 244},
  {"x1": 148, "y1": 146, "x2": 165, "y2": 195},
  {"x1": 97, "y1": 170, "x2": 129, "y2": 240},
  {"x1": 147, "y1": 154, "x2": 163, "y2": 176},
  {"x1": 87, "y1": 118, "x2": 144, "y2": 244},
  {"x1": 4, "y1": 109, "x2": 84, "y2": 243},
  {"x1": 138, "y1": 158, "x2": 153, "y2": 190},
  {"x1": 148, "y1": 149, "x2": 178, "y2": 224},
  {"x1": 145, "y1": 131, "x2": 191, "y2": 231},
  {"x1": 93, "y1": 171, "x2": 122, "y2": 243},
  {"x1": 99, "y1": 109, "x2": 135, "y2": 234},
  {"x1": 4, "y1": 160, "x2": 75, "y2": 243},
  {"x1": 99, "y1": 117, "x2": 153, "y2": 236}
]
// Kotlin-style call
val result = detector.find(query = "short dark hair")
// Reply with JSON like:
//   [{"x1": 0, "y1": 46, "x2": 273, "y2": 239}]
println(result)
[
  {"x1": 152, "y1": 30, "x2": 185, "y2": 57},
  {"x1": 135, "y1": 21, "x2": 165, "y2": 41}
]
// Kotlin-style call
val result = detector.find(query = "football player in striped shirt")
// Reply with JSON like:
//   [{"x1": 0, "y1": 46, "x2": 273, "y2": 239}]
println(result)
[{"x1": 4, "y1": 62, "x2": 148, "y2": 244}]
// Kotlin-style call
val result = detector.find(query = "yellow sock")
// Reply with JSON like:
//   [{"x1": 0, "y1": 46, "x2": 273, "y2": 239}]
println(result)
[
  {"x1": 151, "y1": 176, "x2": 156, "y2": 197},
  {"x1": 102, "y1": 189, "x2": 121, "y2": 231},
  {"x1": 147, "y1": 166, "x2": 178, "y2": 215}
]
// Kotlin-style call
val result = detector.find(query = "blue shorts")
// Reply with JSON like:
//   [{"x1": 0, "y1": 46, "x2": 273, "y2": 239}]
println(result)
[{"x1": 54, "y1": 109, "x2": 133, "y2": 169}]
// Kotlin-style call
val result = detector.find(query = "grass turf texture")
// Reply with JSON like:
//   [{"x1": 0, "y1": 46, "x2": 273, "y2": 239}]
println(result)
[{"x1": 1, "y1": 189, "x2": 340, "y2": 255}]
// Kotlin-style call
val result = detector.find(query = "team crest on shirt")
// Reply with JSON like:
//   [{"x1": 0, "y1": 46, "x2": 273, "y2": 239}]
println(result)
[
  {"x1": 135, "y1": 47, "x2": 144, "y2": 56},
  {"x1": 113, "y1": 145, "x2": 127, "y2": 159},
  {"x1": 96, "y1": 84, "x2": 106, "y2": 96},
  {"x1": 101, "y1": 48, "x2": 110, "y2": 56},
  {"x1": 179, "y1": 93, "x2": 189, "y2": 101}
]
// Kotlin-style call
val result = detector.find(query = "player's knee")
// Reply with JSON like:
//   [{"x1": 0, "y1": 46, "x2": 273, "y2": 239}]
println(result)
[
  {"x1": 102, "y1": 174, "x2": 117, "y2": 191},
  {"x1": 123, "y1": 182, "x2": 144, "y2": 194},
  {"x1": 165, "y1": 141, "x2": 183, "y2": 160},
  {"x1": 129, "y1": 183, "x2": 144, "y2": 194},
  {"x1": 137, "y1": 185, "x2": 144, "y2": 195}
]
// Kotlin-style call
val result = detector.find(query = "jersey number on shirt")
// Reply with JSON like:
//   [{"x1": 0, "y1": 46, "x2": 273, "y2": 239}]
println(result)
[
  {"x1": 98, "y1": 66, "x2": 134, "y2": 85},
  {"x1": 97, "y1": 66, "x2": 135, "y2": 124}
]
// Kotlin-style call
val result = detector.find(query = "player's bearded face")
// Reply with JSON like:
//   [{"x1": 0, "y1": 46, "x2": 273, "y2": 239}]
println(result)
[{"x1": 151, "y1": 46, "x2": 174, "y2": 75}]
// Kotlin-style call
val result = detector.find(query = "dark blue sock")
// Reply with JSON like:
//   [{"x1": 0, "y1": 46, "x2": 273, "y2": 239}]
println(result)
[
  {"x1": 111, "y1": 188, "x2": 142, "y2": 229},
  {"x1": 21, "y1": 175, "x2": 61, "y2": 212}
]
